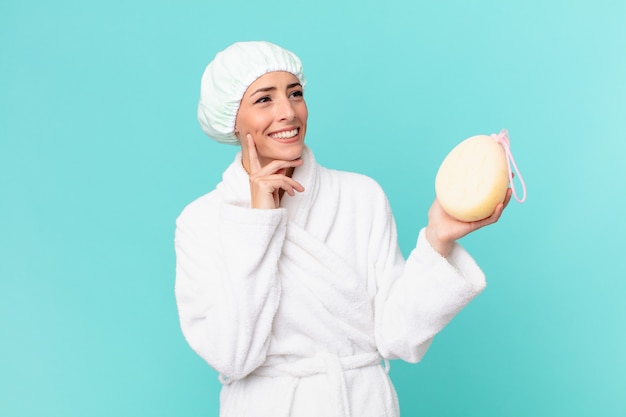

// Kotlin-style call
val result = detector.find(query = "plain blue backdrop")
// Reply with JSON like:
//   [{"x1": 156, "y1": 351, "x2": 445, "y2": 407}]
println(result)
[{"x1": 1, "y1": 0, "x2": 625, "y2": 416}]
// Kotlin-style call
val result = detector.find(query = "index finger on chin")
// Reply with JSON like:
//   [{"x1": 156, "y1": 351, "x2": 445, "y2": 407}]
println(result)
[{"x1": 246, "y1": 134, "x2": 262, "y2": 173}]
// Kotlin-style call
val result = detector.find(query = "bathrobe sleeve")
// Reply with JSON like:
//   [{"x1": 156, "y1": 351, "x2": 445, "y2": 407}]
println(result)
[
  {"x1": 174, "y1": 196, "x2": 287, "y2": 381},
  {"x1": 370, "y1": 187, "x2": 486, "y2": 363}
]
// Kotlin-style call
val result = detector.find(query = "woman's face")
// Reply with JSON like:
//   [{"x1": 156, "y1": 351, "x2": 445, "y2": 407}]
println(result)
[{"x1": 235, "y1": 71, "x2": 308, "y2": 170}]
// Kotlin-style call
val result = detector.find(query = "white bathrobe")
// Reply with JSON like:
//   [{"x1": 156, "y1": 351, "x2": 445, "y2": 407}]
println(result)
[{"x1": 175, "y1": 147, "x2": 486, "y2": 417}]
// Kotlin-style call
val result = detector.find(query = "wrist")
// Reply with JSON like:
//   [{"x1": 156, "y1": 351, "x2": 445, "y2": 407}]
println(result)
[{"x1": 424, "y1": 226, "x2": 454, "y2": 257}]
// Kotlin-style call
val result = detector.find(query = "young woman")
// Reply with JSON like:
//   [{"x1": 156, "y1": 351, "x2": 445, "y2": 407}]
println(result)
[{"x1": 175, "y1": 41, "x2": 510, "y2": 417}]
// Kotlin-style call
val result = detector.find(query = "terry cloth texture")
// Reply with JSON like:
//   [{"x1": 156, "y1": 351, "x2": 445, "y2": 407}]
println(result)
[{"x1": 174, "y1": 147, "x2": 486, "y2": 417}]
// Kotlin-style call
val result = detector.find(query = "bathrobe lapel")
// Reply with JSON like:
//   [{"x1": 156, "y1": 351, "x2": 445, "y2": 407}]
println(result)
[
  {"x1": 275, "y1": 148, "x2": 375, "y2": 351},
  {"x1": 216, "y1": 147, "x2": 375, "y2": 351}
]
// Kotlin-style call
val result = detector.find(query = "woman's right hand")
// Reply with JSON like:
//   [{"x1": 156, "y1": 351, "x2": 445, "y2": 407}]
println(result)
[{"x1": 244, "y1": 134, "x2": 305, "y2": 209}]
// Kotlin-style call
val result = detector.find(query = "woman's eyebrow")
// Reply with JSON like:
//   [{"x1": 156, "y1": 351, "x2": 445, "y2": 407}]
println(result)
[
  {"x1": 250, "y1": 86, "x2": 276, "y2": 96},
  {"x1": 287, "y1": 82, "x2": 302, "y2": 89}
]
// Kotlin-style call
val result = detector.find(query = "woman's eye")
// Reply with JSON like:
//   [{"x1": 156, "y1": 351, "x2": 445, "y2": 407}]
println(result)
[
  {"x1": 255, "y1": 96, "x2": 271, "y2": 104},
  {"x1": 289, "y1": 90, "x2": 303, "y2": 99}
]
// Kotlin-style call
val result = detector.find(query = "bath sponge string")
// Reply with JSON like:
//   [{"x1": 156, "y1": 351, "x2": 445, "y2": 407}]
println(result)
[{"x1": 491, "y1": 129, "x2": 527, "y2": 203}]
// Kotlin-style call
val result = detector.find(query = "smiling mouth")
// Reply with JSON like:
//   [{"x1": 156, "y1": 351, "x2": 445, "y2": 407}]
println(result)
[{"x1": 269, "y1": 128, "x2": 299, "y2": 139}]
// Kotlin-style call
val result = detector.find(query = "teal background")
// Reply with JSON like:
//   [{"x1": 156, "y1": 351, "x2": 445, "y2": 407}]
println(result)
[{"x1": 1, "y1": 0, "x2": 625, "y2": 415}]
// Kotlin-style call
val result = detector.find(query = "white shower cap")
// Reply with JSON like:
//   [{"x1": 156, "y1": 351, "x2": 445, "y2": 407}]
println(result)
[{"x1": 197, "y1": 41, "x2": 306, "y2": 145}]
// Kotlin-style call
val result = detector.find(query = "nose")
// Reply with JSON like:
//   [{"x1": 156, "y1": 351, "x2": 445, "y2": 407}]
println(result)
[{"x1": 275, "y1": 97, "x2": 296, "y2": 121}]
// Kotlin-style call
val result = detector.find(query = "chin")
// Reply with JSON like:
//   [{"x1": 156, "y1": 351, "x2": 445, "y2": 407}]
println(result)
[{"x1": 273, "y1": 143, "x2": 304, "y2": 161}]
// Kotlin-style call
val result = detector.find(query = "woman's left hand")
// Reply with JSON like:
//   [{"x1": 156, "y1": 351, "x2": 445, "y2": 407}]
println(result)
[{"x1": 425, "y1": 188, "x2": 513, "y2": 257}]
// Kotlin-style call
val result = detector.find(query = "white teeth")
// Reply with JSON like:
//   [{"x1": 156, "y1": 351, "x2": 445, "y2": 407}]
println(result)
[{"x1": 270, "y1": 128, "x2": 298, "y2": 139}]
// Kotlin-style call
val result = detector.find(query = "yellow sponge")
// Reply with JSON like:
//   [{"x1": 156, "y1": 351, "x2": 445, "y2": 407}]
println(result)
[{"x1": 435, "y1": 135, "x2": 509, "y2": 222}]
